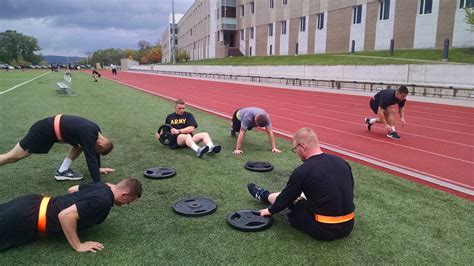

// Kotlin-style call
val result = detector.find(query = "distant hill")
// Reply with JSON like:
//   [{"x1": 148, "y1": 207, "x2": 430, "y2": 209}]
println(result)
[{"x1": 42, "y1": 55, "x2": 84, "y2": 65}]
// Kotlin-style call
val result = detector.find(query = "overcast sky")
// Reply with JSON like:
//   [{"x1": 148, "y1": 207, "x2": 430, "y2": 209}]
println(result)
[{"x1": 0, "y1": 0, "x2": 194, "y2": 57}]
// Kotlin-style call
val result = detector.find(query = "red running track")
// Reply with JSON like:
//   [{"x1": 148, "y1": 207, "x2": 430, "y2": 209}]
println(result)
[{"x1": 102, "y1": 71, "x2": 474, "y2": 199}]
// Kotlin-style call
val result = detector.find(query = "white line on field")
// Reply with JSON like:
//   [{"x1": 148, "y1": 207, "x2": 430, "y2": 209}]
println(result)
[{"x1": 0, "y1": 72, "x2": 51, "y2": 95}]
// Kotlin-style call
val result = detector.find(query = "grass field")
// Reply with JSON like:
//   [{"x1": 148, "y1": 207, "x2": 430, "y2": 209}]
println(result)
[
  {"x1": 179, "y1": 48, "x2": 474, "y2": 65},
  {"x1": 0, "y1": 70, "x2": 473, "y2": 264}
]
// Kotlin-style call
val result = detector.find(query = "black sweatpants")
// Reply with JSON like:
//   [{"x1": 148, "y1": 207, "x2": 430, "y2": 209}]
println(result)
[
  {"x1": 287, "y1": 199, "x2": 354, "y2": 241},
  {"x1": 0, "y1": 194, "x2": 42, "y2": 251}
]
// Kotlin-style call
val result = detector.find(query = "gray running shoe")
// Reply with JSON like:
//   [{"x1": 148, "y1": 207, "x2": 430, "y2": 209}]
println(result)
[
  {"x1": 55, "y1": 168, "x2": 84, "y2": 181},
  {"x1": 196, "y1": 146, "x2": 209, "y2": 158}
]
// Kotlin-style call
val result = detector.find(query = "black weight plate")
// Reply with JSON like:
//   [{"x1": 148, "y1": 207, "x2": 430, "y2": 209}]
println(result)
[
  {"x1": 227, "y1": 209, "x2": 273, "y2": 232},
  {"x1": 244, "y1": 161, "x2": 274, "y2": 172},
  {"x1": 143, "y1": 167, "x2": 176, "y2": 179},
  {"x1": 173, "y1": 197, "x2": 217, "y2": 217},
  {"x1": 158, "y1": 124, "x2": 173, "y2": 145}
]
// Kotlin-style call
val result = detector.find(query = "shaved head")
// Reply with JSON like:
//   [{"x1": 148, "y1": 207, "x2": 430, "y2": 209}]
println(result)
[{"x1": 293, "y1": 128, "x2": 319, "y2": 149}]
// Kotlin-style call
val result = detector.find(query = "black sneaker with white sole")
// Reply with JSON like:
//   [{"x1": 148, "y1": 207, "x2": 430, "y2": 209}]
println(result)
[
  {"x1": 208, "y1": 145, "x2": 221, "y2": 155},
  {"x1": 247, "y1": 183, "x2": 270, "y2": 204},
  {"x1": 386, "y1": 131, "x2": 401, "y2": 140},
  {"x1": 55, "y1": 169, "x2": 84, "y2": 181},
  {"x1": 196, "y1": 146, "x2": 209, "y2": 158},
  {"x1": 365, "y1": 118, "x2": 372, "y2": 131}
]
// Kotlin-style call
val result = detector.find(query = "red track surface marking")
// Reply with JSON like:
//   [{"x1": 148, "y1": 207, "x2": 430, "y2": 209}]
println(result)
[{"x1": 102, "y1": 71, "x2": 474, "y2": 199}]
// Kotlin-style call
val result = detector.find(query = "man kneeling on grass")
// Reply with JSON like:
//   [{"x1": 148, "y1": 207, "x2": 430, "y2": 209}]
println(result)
[
  {"x1": 0, "y1": 177, "x2": 142, "y2": 252},
  {"x1": 247, "y1": 128, "x2": 355, "y2": 240}
]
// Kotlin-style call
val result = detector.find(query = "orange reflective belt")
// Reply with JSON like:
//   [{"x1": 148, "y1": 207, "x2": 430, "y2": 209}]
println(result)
[
  {"x1": 38, "y1": 196, "x2": 51, "y2": 234},
  {"x1": 53, "y1": 114, "x2": 63, "y2": 141},
  {"x1": 315, "y1": 212, "x2": 354, "y2": 224}
]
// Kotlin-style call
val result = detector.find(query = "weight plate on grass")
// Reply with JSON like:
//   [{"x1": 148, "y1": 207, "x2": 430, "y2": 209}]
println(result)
[
  {"x1": 244, "y1": 161, "x2": 273, "y2": 172},
  {"x1": 173, "y1": 197, "x2": 217, "y2": 217},
  {"x1": 157, "y1": 124, "x2": 173, "y2": 145},
  {"x1": 227, "y1": 209, "x2": 273, "y2": 232},
  {"x1": 143, "y1": 167, "x2": 176, "y2": 179}
]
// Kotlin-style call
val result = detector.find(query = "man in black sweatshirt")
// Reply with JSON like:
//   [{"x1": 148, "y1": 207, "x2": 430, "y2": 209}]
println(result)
[
  {"x1": 247, "y1": 128, "x2": 355, "y2": 240},
  {"x1": 0, "y1": 115, "x2": 114, "y2": 181}
]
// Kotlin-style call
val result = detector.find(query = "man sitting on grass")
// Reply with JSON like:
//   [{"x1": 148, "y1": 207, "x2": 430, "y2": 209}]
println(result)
[
  {"x1": 0, "y1": 177, "x2": 142, "y2": 252},
  {"x1": 247, "y1": 128, "x2": 355, "y2": 241},
  {"x1": 155, "y1": 99, "x2": 221, "y2": 158}
]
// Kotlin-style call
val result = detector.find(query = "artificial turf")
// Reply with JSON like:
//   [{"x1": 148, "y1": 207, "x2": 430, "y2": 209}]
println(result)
[{"x1": 0, "y1": 70, "x2": 472, "y2": 264}]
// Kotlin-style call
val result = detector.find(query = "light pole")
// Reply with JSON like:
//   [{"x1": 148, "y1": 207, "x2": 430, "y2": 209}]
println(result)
[{"x1": 172, "y1": 0, "x2": 176, "y2": 64}]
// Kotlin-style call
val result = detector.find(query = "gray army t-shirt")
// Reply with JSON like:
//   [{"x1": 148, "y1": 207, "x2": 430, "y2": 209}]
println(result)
[{"x1": 239, "y1": 107, "x2": 271, "y2": 131}]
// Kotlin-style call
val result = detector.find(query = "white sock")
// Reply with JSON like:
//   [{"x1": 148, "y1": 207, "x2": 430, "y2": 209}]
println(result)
[
  {"x1": 206, "y1": 141, "x2": 214, "y2": 148},
  {"x1": 191, "y1": 143, "x2": 199, "y2": 152},
  {"x1": 390, "y1": 126, "x2": 396, "y2": 132},
  {"x1": 59, "y1": 158, "x2": 73, "y2": 172},
  {"x1": 369, "y1": 118, "x2": 377, "y2": 124}
]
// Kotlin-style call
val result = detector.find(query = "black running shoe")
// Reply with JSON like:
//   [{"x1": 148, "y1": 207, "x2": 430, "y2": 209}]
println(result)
[
  {"x1": 208, "y1": 145, "x2": 221, "y2": 155},
  {"x1": 247, "y1": 183, "x2": 270, "y2": 204},
  {"x1": 196, "y1": 146, "x2": 209, "y2": 158},
  {"x1": 365, "y1": 118, "x2": 372, "y2": 131},
  {"x1": 55, "y1": 168, "x2": 84, "y2": 181},
  {"x1": 387, "y1": 131, "x2": 401, "y2": 140}
]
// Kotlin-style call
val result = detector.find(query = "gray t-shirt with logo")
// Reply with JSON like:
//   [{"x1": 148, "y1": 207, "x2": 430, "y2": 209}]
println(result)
[{"x1": 239, "y1": 107, "x2": 271, "y2": 131}]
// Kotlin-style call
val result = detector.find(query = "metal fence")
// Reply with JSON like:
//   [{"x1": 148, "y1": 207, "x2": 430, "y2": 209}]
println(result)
[{"x1": 131, "y1": 68, "x2": 474, "y2": 99}]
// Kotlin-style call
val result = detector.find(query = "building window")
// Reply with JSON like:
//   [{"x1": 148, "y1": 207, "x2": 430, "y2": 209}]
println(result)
[
  {"x1": 190, "y1": 29, "x2": 193, "y2": 36},
  {"x1": 268, "y1": 23, "x2": 273, "y2": 36},
  {"x1": 282, "y1": 0, "x2": 288, "y2": 5},
  {"x1": 269, "y1": 0, "x2": 274, "y2": 9},
  {"x1": 217, "y1": 8, "x2": 219, "y2": 19},
  {"x1": 353, "y1": 5, "x2": 362, "y2": 24},
  {"x1": 317, "y1": 13, "x2": 324, "y2": 30},
  {"x1": 250, "y1": 2, "x2": 255, "y2": 14},
  {"x1": 379, "y1": 0, "x2": 390, "y2": 20},
  {"x1": 419, "y1": 0, "x2": 432, "y2": 14},
  {"x1": 269, "y1": 44, "x2": 273, "y2": 55},
  {"x1": 299, "y1": 16, "x2": 306, "y2": 32},
  {"x1": 240, "y1": 29, "x2": 244, "y2": 40},
  {"x1": 240, "y1": 5, "x2": 245, "y2": 16},
  {"x1": 460, "y1": 0, "x2": 474, "y2": 9},
  {"x1": 250, "y1": 27, "x2": 254, "y2": 39},
  {"x1": 250, "y1": 46, "x2": 252, "y2": 56},
  {"x1": 281, "y1": 20, "x2": 287, "y2": 34},
  {"x1": 296, "y1": 42, "x2": 299, "y2": 54}
]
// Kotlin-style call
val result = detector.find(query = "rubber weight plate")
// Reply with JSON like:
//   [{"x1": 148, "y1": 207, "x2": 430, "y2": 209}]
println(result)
[
  {"x1": 143, "y1": 167, "x2": 176, "y2": 179},
  {"x1": 227, "y1": 209, "x2": 273, "y2": 232},
  {"x1": 244, "y1": 161, "x2": 274, "y2": 172},
  {"x1": 173, "y1": 197, "x2": 217, "y2": 217}
]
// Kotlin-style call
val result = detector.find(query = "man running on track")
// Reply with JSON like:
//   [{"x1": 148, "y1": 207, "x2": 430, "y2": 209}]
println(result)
[{"x1": 365, "y1": 86, "x2": 408, "y2": 140}]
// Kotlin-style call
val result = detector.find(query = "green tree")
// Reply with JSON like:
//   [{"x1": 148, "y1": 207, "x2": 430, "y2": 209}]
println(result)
[
  {"x1": 89, "y1": 48, "x2": 124, "y2": 66},
  {"x1": 465, "y1": 8, "x2": 474, "y2": 31},
  {"x1": 0, "y1": 30, "x2": 41, "y2": 65},
  {"x1": 176, "y1": 49, "x2": 190, "y2": 62},
  {"x1": 148, "y1": 46, "x2": 162, "y2": 63}
]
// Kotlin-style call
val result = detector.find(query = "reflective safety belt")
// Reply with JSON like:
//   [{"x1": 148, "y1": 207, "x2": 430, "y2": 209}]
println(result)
[
  {"x1": 38, "y1": 196, "x2": 51, "y2": 234},
  {"x1": 315, "y1": 212, "x2": 354, "y2": 224},
  {"x1": 53, "y1": 114, "x2": 63, "y2": 141}
]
